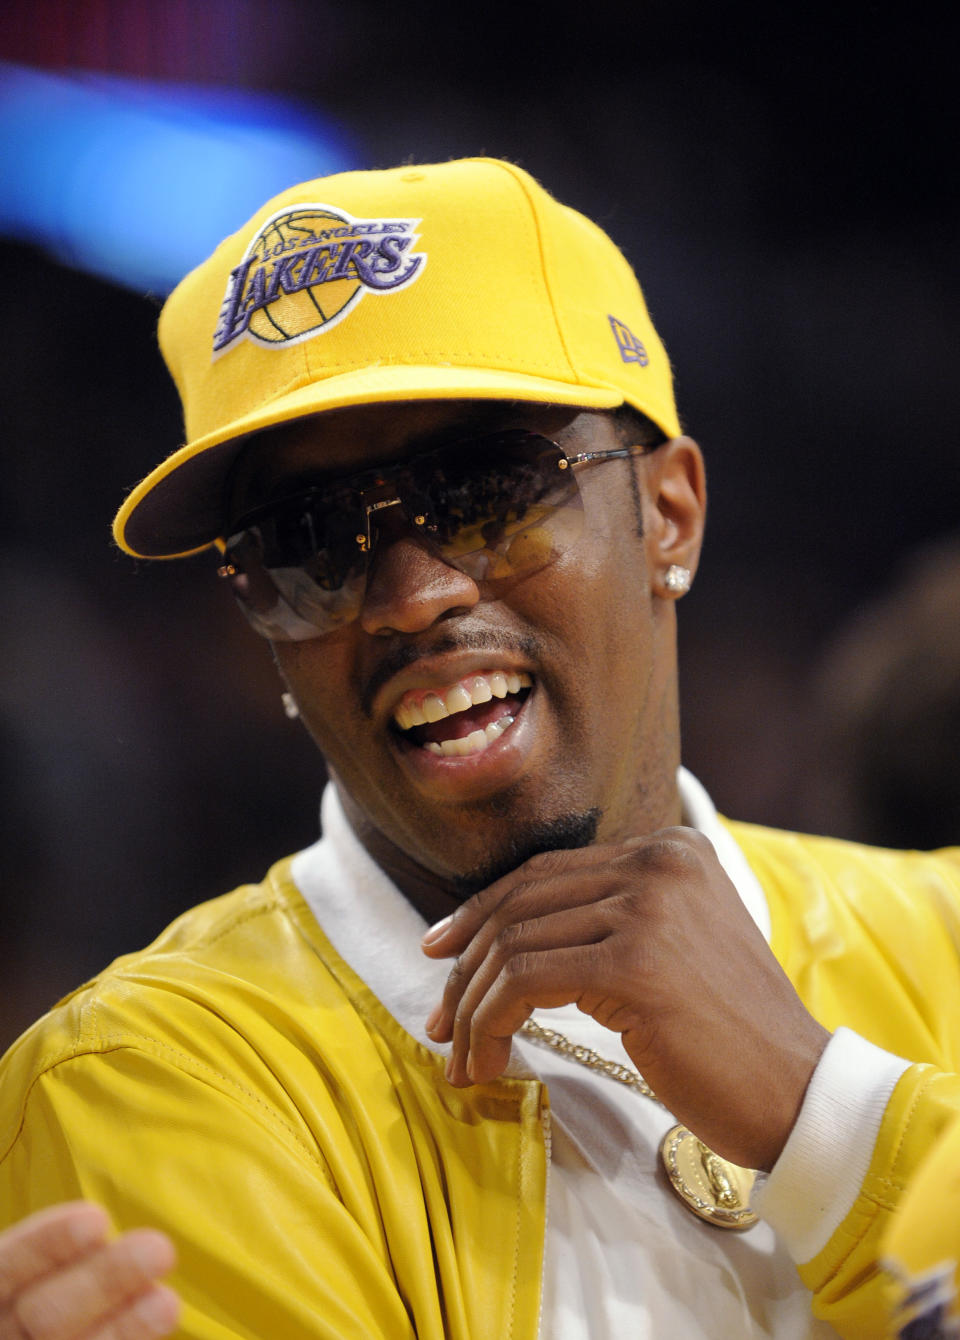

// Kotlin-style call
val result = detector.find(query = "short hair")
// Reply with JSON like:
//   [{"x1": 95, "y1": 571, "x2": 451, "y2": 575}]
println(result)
[
  {"x1": 612, "y1": 403, "x2": 669, "y2": 450},
  {"x1": 611, "y1": 404, "x2": 669, "y2": 537}
]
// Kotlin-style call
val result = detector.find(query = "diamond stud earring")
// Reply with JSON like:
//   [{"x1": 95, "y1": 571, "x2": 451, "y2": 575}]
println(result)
[
  {"x1": 281, "y1": 692, "x2": 300, "y2": 720},
  {"x1": 664, "y1": 564, "x2": 692, "y2": 595}
]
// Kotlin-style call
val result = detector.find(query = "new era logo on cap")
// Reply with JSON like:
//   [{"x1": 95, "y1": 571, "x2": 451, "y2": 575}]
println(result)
[{"x1": 608, "y1": 314, "x2": 649, "y2": 367}]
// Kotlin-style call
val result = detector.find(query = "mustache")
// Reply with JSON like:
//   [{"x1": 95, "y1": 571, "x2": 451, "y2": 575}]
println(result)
[{"x1": 361, "y1": 630, "x2": 540, "y2": 717}]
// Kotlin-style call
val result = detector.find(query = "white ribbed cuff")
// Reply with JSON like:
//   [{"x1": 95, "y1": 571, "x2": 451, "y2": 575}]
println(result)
[{"x1": 752, "y1": 1027, "x2": 911, "y2": 1263}]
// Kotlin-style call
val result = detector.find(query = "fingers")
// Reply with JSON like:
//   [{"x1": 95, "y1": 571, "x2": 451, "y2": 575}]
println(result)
[
  {"x1": 420, "y1": 843, "x2": 618, "y2": 959},
  {"x1": 0, "y1": 1205, "x2": 110, "y2": 1304},
  {"x1": 82, "y1": 1283, "x2": 180, "y2": 1340},
  {"x1": 423, "y1": 846, "x2": 644, "y2": 1055},
  {"x1": 425, "y1": 852, "x2": 646, "y2": 1086},
  {"x1": 450, "y1": 941, "x2": 613, "y2": 1085},
  {"x1": 0, "y1": 1210, "x2": 179, "y2": 1340},
  {"x1": 428, "y1": 895, "x2": 614, "y2": 1054},
  {"x1": 420, "y1": 825, "x2": 831, "y2": 1169}
]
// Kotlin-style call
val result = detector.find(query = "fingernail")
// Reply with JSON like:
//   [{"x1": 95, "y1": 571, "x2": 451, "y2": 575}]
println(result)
[
  {"x1": 424, "y1": 1004, "x2": 441, "y2": 1034},
  {"x1": 422, "y1": 914, "x2": 453, "y2": 946}
]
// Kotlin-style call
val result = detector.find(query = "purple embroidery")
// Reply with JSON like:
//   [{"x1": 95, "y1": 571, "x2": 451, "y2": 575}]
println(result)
[
  {"x1": 887, "y1": 1262, "x2": 960, "y2": 1339},
  {"x1": 608, "y1": 314, "x2": 649, "y2": 367},
  {"x1": 213, "y1": 205, "x2": 425, "y2": 354}
]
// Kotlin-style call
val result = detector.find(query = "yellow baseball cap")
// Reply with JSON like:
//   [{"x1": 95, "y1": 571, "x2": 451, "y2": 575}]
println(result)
[{"x1": 113, "y1": 157, "x2": 681, "y2": 559}]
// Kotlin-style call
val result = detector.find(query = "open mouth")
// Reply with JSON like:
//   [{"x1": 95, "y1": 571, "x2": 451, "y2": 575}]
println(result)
[{"x1": 392, "y1": 670, "x2": 533, "y2": 759}]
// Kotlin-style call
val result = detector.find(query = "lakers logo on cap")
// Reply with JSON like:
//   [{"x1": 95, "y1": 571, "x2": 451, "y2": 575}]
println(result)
[{"x1": 213, "y1": 204, "x2": 426, "y2": 356}]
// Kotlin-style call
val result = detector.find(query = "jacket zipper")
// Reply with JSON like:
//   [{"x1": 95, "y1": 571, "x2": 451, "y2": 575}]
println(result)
[{"x1": 536, "y1": 1093, "x2": 552, "y2": 1340}]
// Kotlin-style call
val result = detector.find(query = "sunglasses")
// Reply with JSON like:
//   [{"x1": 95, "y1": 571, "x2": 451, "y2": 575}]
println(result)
[{"x1": 218, "y1": 429, "x2": 658, "y2": 640}]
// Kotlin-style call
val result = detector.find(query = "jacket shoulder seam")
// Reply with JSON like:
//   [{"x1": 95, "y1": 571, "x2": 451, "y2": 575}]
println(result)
[{"x1": 0, "y1": 1035, "x2": 335, "y2": 1190}]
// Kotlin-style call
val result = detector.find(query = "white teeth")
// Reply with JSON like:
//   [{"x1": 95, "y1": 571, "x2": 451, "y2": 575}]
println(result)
[
  {"x1": 450, "y1": 730, "x2": 486, "y2": 757},
  {"x1": 444, "y1": 684, "x2": 473, "y2": 715},
  {"x1": 393, "y1": 670, "x2": 532, "y2": 729},
  {"x1": 423, "y1": 693, "x2": 447, "y2": 723},
  {"x1": 469, "y1": 677, "x2": 493, "y2": 705},
  {"x1": 394, "y1": 702, "x2": 415, "y2": 731},
  {"x1": 424, "y1": 716, "x2": 515, "y2": 759},
  {"x1": 485, "y1": 714, "x2": 513, "y2": 743}
]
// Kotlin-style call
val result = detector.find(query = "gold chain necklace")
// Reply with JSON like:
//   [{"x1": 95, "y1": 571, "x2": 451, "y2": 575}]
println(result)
[{"x1": 520, "y1": 1018, "x2": 759, "y2": 1232}]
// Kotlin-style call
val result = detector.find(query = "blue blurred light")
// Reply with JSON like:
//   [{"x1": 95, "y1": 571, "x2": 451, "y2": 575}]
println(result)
[{"x1": 0, "y1": 63, "x2": 359, "y2": 294}]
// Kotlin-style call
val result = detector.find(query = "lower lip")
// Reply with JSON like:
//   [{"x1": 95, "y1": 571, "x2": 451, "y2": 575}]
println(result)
[{"x1": 391, "y1": 689, "x2": 538, "y2": 799}]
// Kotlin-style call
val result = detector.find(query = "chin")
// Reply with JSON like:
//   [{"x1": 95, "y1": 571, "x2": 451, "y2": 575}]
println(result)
[{"x1": 444, "y1": 807, "x2": 602, "y2": 897}]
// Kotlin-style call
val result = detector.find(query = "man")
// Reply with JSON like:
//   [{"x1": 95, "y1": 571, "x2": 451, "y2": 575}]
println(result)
[{"x1": 2, "y1": 158, "x2": 959, "y2": 1338}]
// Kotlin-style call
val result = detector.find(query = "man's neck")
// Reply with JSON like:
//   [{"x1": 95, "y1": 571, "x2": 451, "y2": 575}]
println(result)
[
  {"x1": 334, "y1": 772, "x2": 685, "y2": 929},
  {"x1": 336, "y1": 789, "x2": 465, "y2": 925}
]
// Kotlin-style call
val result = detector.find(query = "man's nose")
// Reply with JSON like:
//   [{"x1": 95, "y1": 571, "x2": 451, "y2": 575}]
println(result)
[{"x1": 357, "y1": 526, "x2": 482, "y2": 636}]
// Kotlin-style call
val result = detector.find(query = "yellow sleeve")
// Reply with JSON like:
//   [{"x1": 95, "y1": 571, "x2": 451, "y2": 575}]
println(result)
[
  {"x1": 0, "y1": 1044, "x2": 423, "y2": 1340},
  {"x1": 880, "y1": 1108, "x2": 960, "y2": 1335},
  {"x1": 798, "y1": 1064, "x2": 960, "y2": 1338}
]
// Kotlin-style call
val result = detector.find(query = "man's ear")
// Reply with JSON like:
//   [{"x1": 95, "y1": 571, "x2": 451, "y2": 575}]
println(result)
[{"x1": 642, "y1": 437, "x2": 707, "y2": 598}]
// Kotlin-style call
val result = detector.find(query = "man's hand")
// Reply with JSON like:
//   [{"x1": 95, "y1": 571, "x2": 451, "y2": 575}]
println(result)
[
  {"x1": 422, "y1": 828, "x2": 829, "y2": 1171},
  {"x1": 0, "y1": 1203, "x2": 179, "y2": 1340}
]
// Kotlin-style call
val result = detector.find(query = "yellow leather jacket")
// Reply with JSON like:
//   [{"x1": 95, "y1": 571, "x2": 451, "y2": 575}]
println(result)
[{"x1": 1, "y1": 821, "x2": 959, "y2": 1339}]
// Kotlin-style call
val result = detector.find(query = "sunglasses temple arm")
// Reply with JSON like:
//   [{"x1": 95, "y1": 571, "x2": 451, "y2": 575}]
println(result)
[{"x1": 564, "y1": 444, "x2": 656, "y2": 467}]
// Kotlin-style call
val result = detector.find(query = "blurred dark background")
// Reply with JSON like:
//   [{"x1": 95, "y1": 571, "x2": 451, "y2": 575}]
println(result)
[{"x1": 2, "y1": 0, "x2": 958, "y2": 1049}]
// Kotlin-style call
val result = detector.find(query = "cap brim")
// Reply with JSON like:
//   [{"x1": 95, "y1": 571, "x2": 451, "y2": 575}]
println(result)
[{"x1": 113, "y1": 363, "x2": 630, "y2": 558}]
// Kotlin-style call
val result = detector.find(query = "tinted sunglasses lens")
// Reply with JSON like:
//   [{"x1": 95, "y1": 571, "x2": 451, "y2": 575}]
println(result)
[
  {"x1": 222, "y1": 489, "x2": 369, "y2": 640},
  {"x1": 222, "y1": 433, "x2": 582, "y2": 640},
  {"x1": 423, "y1": 433, "x2": 581, "y2": 580}
]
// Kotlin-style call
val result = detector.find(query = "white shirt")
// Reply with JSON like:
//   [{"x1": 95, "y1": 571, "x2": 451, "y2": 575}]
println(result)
[{"x1": 290, "y1": 770, "x2": 909, "y2": 1338}]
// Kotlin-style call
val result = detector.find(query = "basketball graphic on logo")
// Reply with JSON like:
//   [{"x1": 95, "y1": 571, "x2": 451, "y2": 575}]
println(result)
[
  {"x1": 245, "y1": 208, "x2": 361, "y2": 344},
  {"x1": 213, "y1": 202, "x2": 425, "y2": 355}
]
